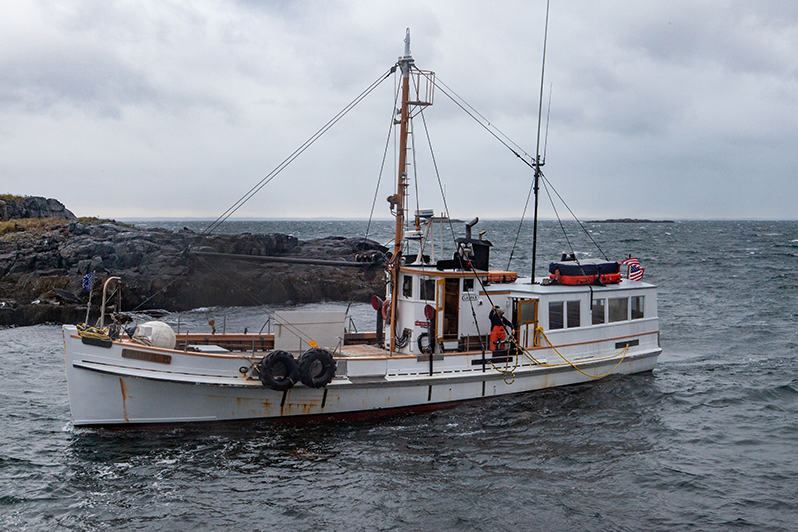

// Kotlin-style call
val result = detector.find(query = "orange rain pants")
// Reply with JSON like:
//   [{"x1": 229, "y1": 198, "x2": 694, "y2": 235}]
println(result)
[{"x1": 490, "y1": 325, "x2": 507, "y2": 350}]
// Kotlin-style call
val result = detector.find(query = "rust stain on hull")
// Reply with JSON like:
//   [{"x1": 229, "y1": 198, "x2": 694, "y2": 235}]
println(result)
[
  {"x1": 232, "y1": 396, "x2": 274, "y2": 418},
  {"x1": 280, "y1": 389, "x2": 326, "y2": 417},
  {"x1": 119, "y1": 377, "x2": 129, "y2": 423}
]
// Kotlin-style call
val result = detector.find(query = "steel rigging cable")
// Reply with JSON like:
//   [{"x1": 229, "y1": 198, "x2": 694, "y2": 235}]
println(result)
[{"x1": 203, "y1": 67, "x2": 395, "y2": 235}]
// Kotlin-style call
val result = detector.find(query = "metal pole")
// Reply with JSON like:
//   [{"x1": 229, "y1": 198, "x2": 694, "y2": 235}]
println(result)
[
  {"x1": 530, "y1": 0, "x2": 551, "y2": 283},
  {"x1": 84, "y1": 289, "x2": 92, "y2": 324},
  {"x1": 99, "y1": 277, "x2": 121, "y2": 329},
  {"x1": 390, "y1": 29, "x2": 414, "y2": 352}
]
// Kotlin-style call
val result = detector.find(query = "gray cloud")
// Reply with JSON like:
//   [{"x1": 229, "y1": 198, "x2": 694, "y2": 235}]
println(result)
[
  {"x1": 1, "y1": 0, "x2": 797, "y2": 220},
  {"x1": 1, "y1": 48, "x2": 155, "y2": 118}
]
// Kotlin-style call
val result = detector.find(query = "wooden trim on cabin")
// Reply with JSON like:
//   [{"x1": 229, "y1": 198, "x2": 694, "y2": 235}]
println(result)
[{"x1": 479, "y1": 290, "x2": 513, "y2": 296}]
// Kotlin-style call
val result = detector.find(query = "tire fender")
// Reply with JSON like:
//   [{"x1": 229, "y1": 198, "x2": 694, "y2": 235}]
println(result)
[
  {"x1": 298, "y1": 348, "x2": 337, "y2": 388},
  {"x1": 259, "y1": 350, "x2": 299, "y2": 391}
]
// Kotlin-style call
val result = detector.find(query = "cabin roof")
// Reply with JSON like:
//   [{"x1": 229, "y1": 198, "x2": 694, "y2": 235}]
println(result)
[
  {"x1": 481, "y1": 277, "x2": 657, "y2": 296},
  {"x1": 397, "y1": 267, "x2": 656, "y2": 295}
]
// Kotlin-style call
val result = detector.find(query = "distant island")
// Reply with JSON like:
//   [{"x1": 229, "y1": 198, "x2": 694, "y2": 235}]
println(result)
[{"x1": 587, "y1": 218, "x2": 675, "y2": 224}]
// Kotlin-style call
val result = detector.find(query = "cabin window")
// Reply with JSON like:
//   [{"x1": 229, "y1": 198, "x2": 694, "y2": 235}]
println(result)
[
  {"x1": 631, "y1": 296, "x2": 645, "y2": 319},
  {"x1": 567, "y1": 300, "x2": 580, "y2": 328},
  {"x1": 516, "y1": 299, "x2": 540, "y2": 347},
  {"x1": 609, "y1": 297, "x2": 628, "y2": 322},
  {"x1": 517, "y1": 299, "x2": 538, "y2": 324},
  {"x1": 463, "y1": 278, "x2": 474, "y2": 292},
  {"x1": 592, "y1": 299, "x2": 605, "y2": 325},
  {"x1": 420, "y1": 279, "x2": 435, "y2": 301},
  {"x1": 549, "y1": 301, "x2": 564, "y2": 330},
  {"x1": 402, "y1": 275, "x2": 413, "y2": 298}
]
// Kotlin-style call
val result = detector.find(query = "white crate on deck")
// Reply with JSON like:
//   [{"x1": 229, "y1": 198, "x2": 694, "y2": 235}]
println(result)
[{"x1": 273, "y1": 311, "x2": 346, "y2": 353}]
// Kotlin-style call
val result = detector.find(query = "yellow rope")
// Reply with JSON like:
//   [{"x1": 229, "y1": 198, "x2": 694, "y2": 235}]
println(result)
[
  {"x1": 532, "y1": 326, "x2": 629, "y2": 379},
  {"x1": 487, "y1": 327, "x2": 629, "y2": 382},
  {"x1": 485, "y1": 352, "x2": 519, "y2": 384},
  {"x1": 508, "y1": 334, "x2": 548, "y2": 366},
  {"x1": 464, "y1": 268, "x2": 628, "y2": 382},
  {"x1": 76, "y1": 323, "x2": 111, "y2": 341}
]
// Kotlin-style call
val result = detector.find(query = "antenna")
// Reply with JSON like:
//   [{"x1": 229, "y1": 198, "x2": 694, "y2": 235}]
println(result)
[
  {"x1": 543, "y1": 83, "x2": 552, "y2": 164},
  {"x1": 530, "y1": 0, "x2": 551, "y2": 283}
]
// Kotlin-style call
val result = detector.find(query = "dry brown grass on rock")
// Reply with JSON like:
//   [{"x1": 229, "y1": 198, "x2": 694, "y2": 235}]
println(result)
[
  {"x1": 0, "y1": 193, "x2": 25, "y2": 202},
  {"x1": 0, "y1": 217, "x2": 66, "y2": 236},
  {"x1": 0, "y1": 216, "x2": 131, "y2": 237}
]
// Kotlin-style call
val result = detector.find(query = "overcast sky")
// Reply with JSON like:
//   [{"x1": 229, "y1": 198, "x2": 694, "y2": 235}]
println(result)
[{"x1": 2, "y1": 1, "x2": 797, "y2": 220}]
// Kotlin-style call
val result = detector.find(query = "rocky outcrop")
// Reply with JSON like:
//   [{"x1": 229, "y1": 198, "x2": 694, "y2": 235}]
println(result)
[
  {"x1": 0, "y1": 196, "x2": 76, "y2": 221},
  {"x1": 0, "y1": 220, "x2": 387, "y2": 326}
]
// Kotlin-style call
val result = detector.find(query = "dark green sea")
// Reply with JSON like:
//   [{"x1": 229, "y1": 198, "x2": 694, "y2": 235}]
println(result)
[{"x1": 2, "y1": 219, "x2": 797, "y2": 531}]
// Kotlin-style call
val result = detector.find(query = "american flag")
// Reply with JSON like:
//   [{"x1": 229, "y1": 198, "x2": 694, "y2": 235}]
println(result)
[
  {"x1": 620, "y1": 257, "x2": 645, "y2": 281},
  {"x1": 82, "y1": 272, "x2": 94, "y2": 291}
]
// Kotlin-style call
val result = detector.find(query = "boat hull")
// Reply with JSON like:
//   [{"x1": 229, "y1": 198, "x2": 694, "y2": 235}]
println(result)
[{"x1": 63, "y1": 326, "x2": 660, "y2": 427}]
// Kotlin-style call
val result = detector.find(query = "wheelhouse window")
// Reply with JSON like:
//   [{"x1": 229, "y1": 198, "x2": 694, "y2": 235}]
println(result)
[
  {"x1": 549, "y1": 301, "x2": 564, "y2": 330},
  {"x1": 402, "y1": 275, "x2": 413, "y2": 298},
  {"x1": 420, "y1": 279, "x2": 435, "y2": 301},
  {"x1": 567, "y1": 300, "x2": 580, "y2": 328},
  {"x1": 609, "y1": 297, "x2": 628, "y2": 323},
  {"x1": 592, "y1": 298, "x2": 605, "y2": 325},
  {"x1": 631, "y1": 296, "x2": 645, "y2": 319},
  {"x1": 517, "y1": 299, "x2": 538, "y2": 325},
  {"x1": 463, "y1": 278, "x2": 474, "y2": 292}
]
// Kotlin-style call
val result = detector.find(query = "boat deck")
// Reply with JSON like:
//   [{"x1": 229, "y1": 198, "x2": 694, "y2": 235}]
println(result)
[{"x1": 337, "y1": 344, "x2": 392, "y2": 358}]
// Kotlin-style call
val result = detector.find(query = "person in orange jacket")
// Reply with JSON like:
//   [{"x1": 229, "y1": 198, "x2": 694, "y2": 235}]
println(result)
[{"x1": 489, "y1": 306, "x2": 514, "y2": 349}]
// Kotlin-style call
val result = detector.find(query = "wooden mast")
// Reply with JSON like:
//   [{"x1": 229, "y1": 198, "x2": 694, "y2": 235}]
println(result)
[{"x1": 389, "y1": 29, "x2": 413, "y2": 352}]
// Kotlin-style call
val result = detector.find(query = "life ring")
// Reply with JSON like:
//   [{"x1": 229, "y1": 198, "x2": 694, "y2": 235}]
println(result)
[
  {"x1": 298, "y1": 348, "x2": 337, "y2": 388},
  {"x1": 382, "y1": 298, "x2": 392, "y2": 321},
  {"x1": 417, "y1": 332, "x2": 435, "y2": 354},
  {"x1": 259, "y1": 350, "x2": 299, "y2": 391}
]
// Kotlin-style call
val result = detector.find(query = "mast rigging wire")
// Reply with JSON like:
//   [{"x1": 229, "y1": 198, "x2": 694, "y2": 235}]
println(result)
[
  {"x1": 416, "y1": 92, "x2": 457, "y2": 244},
  {"x1": 430, "y1": 76, "x2": 536, "y2": 171},
  {"x1": 421, "y1": 71, "x2": 543, "y2": 271},
  {"x1": 534, "y1": 0, "x2": 551, "y2": 168},
  {"x1": 542, "y1": 83, "x2": 553, "y2": 163},
  {"x1": 192, "y1": 257, "x2": 325, "y2": 345},
  {"x1": 415, "y1": 62, "x2": 609, "y2": 271},
  {"x1": 363, "y1": 78, "x2": 403, "y2": 244},
  {"x1": 201, "y1": 32, "x2": 606, "y2": 273},
  {"x1": 530, "y1": 0, "x2": 552, "y2": 282},
  {"x1": 202, "y1": 67, "x2": 395, "y2": 235},
  {"x1": 506, "y1": 177, "x2": 537, "y2": 270},
  {"x1": 507, "y1": 83, "x2": 551, "y2": 270},
  {"x1": 541, "y1": 173, "x2": 609, "y2": 261},
  {"x1": 541, "y1": 176, "x2": 577, "y2": 260},
  {"x1": 414, "y1": 94, "x2": 490, "y2": 354}
]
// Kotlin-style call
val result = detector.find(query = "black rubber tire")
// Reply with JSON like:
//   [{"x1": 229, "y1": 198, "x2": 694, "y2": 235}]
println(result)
[
  {"x1": 298, "y1": 348, "x2": 337, "y2": 388},
  {"x1": 259, "y1": 350, "x2": 299, "y2": 391}
]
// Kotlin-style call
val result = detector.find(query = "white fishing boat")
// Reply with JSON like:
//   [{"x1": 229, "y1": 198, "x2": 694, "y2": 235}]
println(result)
[{"x1": 63, "y1": 26, "x2": 661, "y2": 427}]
